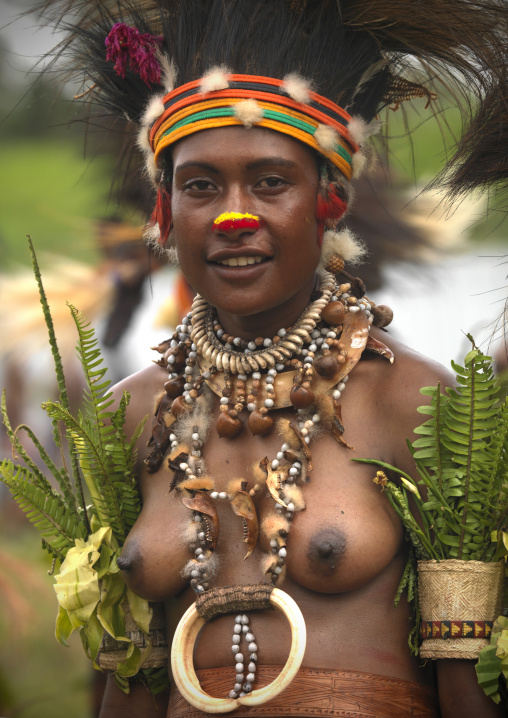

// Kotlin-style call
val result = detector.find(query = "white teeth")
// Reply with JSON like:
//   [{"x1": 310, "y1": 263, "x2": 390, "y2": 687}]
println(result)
[{"x1": 217, "y1": 256, "x2": 264, "y2": 267}]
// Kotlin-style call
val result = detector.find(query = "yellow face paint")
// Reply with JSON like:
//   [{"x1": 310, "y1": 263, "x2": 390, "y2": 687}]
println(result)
[{"x1": 213, "y1": 212, "x2": 261, "y2": 232}]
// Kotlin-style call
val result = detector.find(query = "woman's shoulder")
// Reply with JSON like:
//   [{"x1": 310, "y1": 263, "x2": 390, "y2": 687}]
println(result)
[
  {"x1": 370, "y1": 327, "x2": 454, "y2": 394},
  {"x1": 351, "y1": 327, "x2": 455, "y2": 465},
  {"x1": 111, "y1": 362, "x2": 168, "y2": 438}
]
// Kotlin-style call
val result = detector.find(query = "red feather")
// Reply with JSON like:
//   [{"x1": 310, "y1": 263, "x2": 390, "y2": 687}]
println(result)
[
  {"x1": 315, "y1": 183, "x2": 347, "y2": 223},
  {"x1": 316, "y1": 183, "x2": 347, "y2": 246},
  {"x1": 150, "y1": 184, "x2": 173, "y2": 245}
]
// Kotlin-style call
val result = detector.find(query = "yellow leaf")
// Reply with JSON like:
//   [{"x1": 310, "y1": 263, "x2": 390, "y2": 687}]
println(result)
[{"x1": 53, "y1": 527, "x2": 112, "y2": 627}]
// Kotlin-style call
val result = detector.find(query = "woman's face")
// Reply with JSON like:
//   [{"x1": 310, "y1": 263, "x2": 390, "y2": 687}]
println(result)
[{"x1": 171, "y1": 126, "x2": 321, "y2": 337}]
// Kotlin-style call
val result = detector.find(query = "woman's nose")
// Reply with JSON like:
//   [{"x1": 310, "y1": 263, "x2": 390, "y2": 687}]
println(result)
[{"x1": 212, "y1": 211, "x2": 261, "y2": 239}]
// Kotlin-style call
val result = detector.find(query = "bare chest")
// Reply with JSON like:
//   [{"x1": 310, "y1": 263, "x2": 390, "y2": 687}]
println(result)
[{"x1": 120, "y1": 398, "x2": 403, "y2": 602}]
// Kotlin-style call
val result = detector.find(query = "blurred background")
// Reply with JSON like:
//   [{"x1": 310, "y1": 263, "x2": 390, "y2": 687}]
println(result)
[{"x1": 0, "y1": 2, "x2": 507, "y2": 716}]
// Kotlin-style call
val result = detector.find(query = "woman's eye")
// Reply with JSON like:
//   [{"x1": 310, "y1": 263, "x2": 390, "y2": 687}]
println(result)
[
  {"x1": 257, "y1": 177, "x2": 286, "y2": 188},
  {"x1": 185, "y1": 179, "x2": 215, "y2": 191}
]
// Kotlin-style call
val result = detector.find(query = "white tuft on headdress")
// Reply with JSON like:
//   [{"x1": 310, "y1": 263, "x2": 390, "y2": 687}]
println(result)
[
  {"x1": 352, "y1": 152, "x2": 368, "y2": 179},
  {"x1": 314, "y1": 124, "x2": 339, "y2": 152},
  {"x1": 199, "y1": 66, "x2": 231, "y2": 93},
  {"x1": 320, "y1": 228, "x2": 367, "y2": 266},
  {"x1": 233, "y1": 99, "x2": 264, "y2": 128},
  {"x1": 143, "y1": 223, "x2": 160, "y2": 244},
  {"x1": 158, "y1": 54, "x2": 178, "y2": 93},
  {"x1": 347, "y1": 116, "x2": 382, "y2": 147},
  {"x1": 137, "y1": 125, "x2": 151, "y2": 156},
  {"x1": 141, "y1": 94, "x2": 166, "y2": 127},
  {"x1": 281, "y1": 73, "x2": 312, "y2": 103}
]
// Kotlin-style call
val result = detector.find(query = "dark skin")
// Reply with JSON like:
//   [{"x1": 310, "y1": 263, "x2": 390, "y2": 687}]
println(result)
[{"x1": 99, "y1": 127, "x2": 503, "y2": 717}]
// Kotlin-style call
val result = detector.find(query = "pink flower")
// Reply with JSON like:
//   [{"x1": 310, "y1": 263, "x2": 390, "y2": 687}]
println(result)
[{"x1": 105, "y1": 23, "x2": 163, "y2": 85}]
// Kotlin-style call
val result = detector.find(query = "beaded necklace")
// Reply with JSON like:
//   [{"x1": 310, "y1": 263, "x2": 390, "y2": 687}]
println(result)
[{"x1": 146, "y1": 270, "x2": 389, "y2": 704}]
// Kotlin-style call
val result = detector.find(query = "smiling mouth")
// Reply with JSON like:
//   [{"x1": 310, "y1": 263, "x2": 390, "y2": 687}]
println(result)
[{"x1": 215, "y1": 256, "x2": 267, "y2": 267}]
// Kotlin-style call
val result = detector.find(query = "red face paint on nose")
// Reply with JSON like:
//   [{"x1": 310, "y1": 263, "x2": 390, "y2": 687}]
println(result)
[{"x1": 213, "y1": 211, "x2": 261, "y2": 233}]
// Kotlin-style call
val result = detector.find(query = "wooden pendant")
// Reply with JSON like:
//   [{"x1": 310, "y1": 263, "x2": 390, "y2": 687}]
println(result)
[
  {"x1": 266, "y1": 470, "x2": 288, "y2": 508},
  {"x1": 371, "y1": 304, "x2": 393, "y2": 328},
  {"x1": 171, "y1": 395, "x2": 192, "y2": 418},
  {"x1": 248, "y1": 410, "x2": 274, "y2": 436},
  {"x1": 164, "y1": 376, "x2": 185, "y2": 398},
  {"x1": 321, "y1": 301, "x2": 346, "y2": 326},
  {"x1": 217, "y1": 411, "x2": 243, "y2": 438},
  {"x1": 330, "y1": 401, "x2": 354, "y2": 450},
  {"x1": 230, "y1": 488, "x2": 259, "y2": 559},
  {"x1": 181, "y1": 491, "x2": 219, "y2": 549},
  {"x1": 314, "y1": 354, "x2": 339, "y2": 378},
  {"x1": 289, "y1": 384, "x2": 315, "y2": 409},
  {"x1": 364, "y1": 336, "x2": 395, "y2": 363}
]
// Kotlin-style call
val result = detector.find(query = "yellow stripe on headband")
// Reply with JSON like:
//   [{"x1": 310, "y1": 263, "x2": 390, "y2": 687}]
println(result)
[{"x1": 154, "y1": 115, "x2": 353, "y2": 180}]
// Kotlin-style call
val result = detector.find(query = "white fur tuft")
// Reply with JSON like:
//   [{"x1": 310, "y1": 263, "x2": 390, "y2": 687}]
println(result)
[
  {"x1": 351, "y1": 151, "x2": 367, "y2": 179},
  {"x1": 281, "y1": 73, "x2": 312, "y2": 104},
  {"x1": 137, "y1": 126, "x2": 151, "y2": 156},
  {"x1": 143, "y1": 223, "x2": 160, "y2": 244},
  {"x1": 158, "y1": 54, "x2": 177, "y2": 93},
  {"x1": 347, "y1": 116, "x2": 382, "y2": 147},
  {"x1": 199, "y1": 66, "x2": 230, "y2": 93},
  {"x1": 320, "y1": 228, "x2": 367, "y2": 266},
  {"x1": 174, "y1": 395, "x2": 214, "y2": 445},
  {"x1": 281, "y1": 484, "x2": 305, "y2": 512},
  {"x1": 181, "y1": 522, "x2": 199, "y2": 546},
  {"x1": 314, "y1": 124, "x2": 339, "y2": 152},
  {"x1": 141, "y1": 94, "x2": 166, "y2": 127},
  {"x1": 233, "y1": 99, "x2": 264, "y2": 128},
  {"x1": 165, "y1": 244, "x2": 179, "y2": 265}
]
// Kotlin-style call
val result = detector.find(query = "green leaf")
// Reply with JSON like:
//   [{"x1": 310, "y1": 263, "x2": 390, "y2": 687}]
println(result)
[
  {"x1": 116, "y1": 642, "x2": 152, "y2": 679},
  {"x1": 97, "y1": 573, "x2": 127, "y2": 639},
  {"x1": 55, "y1": 605, "x2": 74, "y2": 646},
  {"x1": 83, "y1": 606, "x2": 104, "y2": 664}
]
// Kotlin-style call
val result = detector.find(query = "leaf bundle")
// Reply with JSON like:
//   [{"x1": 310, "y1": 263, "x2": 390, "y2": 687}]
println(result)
[
  {"x1": 0, "y1": 239, "x2": 144, "y2": 557},
  {"x1": 356, "y1": 338, "x2": 508, "y2": 561}
]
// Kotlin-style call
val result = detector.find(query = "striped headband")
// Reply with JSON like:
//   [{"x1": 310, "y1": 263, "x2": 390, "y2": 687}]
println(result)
[{"x1": 147, "y1": 74, "x2": 359, "y2": 180}]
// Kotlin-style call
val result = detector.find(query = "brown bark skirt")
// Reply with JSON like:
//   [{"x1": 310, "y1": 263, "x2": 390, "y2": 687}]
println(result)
[{"x1": 167, "y1": 665, "x2": 439, "y2": 717}]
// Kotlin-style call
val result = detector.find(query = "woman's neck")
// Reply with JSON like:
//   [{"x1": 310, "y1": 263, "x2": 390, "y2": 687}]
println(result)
[{"x1": 214, "y1": 275, "x2": 320, "y2": 341}]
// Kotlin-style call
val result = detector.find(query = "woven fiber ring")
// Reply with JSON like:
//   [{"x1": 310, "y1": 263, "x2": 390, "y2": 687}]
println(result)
[{"x1": 170, "y1": 587, "x2": 307, "y2": 714}]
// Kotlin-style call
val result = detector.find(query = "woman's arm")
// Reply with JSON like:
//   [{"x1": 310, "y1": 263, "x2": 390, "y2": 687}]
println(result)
[
  {"x1": 437, "y1": 660, "x2": 506, "y2": 718},
  {"x1": 99, "y1": 674, "x2": 170, "y2": 718}
]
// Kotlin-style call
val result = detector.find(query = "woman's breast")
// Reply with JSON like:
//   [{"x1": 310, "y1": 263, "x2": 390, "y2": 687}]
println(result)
[
  {"x1": 117, "y1": 450, "x2": 403, "y2": 601},
  {"x1": 282, "y1": 482, "x2": 403, "y2": 593}
]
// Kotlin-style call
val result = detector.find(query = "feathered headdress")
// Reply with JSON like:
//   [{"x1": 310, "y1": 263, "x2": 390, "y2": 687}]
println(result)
[{"x1": 36, "y1": 0, "x2": 508, "y2": 225}]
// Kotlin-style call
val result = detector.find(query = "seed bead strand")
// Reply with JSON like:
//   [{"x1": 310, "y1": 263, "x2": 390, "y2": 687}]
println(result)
[{"x1": 229, "y1": 614, "x2": 258, "y2": 698}]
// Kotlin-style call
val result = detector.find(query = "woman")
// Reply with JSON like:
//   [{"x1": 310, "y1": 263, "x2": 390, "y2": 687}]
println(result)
[{"x1": 42, "y1": 0, "x2": 508, "y2": 715}]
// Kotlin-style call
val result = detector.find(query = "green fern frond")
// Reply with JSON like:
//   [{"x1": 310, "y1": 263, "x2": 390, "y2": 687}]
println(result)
[
  {"x1": 43, "y1": 400, "x2": 128, "y2": 542},
  {"x1": 13, "y1": 422, "x2": 79, "y2": 516},
  {"x1": 1, "y1": 390, "x2": 55, "y2": 495},
  {"x1": 27, "y1": 237, "x2": 83, "y2": 502},
  {"x1": 69, "y1": 304, "x2": 114, "y2": 421},
  {"x1": 0, "y1": 460, "x2": 83, "y2": 556}
]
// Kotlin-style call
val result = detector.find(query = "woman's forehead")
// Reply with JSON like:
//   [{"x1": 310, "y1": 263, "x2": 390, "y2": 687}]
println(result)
[{"x1": 171, "y1": 126, "x2": 319, "y2": 172}]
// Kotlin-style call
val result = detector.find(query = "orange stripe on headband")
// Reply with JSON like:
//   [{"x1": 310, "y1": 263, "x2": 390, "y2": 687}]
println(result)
[
  {"x1": 158, "y1": 75, "x2": 352, "y2": 123},
  {"x1": 154, "y1": 116, "x2": 353, "y2": 179},
  {"x1": 151, "y1": 90, "x2": 354, "y2": 150}
]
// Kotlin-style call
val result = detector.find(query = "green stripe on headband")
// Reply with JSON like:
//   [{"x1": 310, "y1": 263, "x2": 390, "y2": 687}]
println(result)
[{"x1": 162, "y1": 106, "x2": 352, "y2": 165}]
